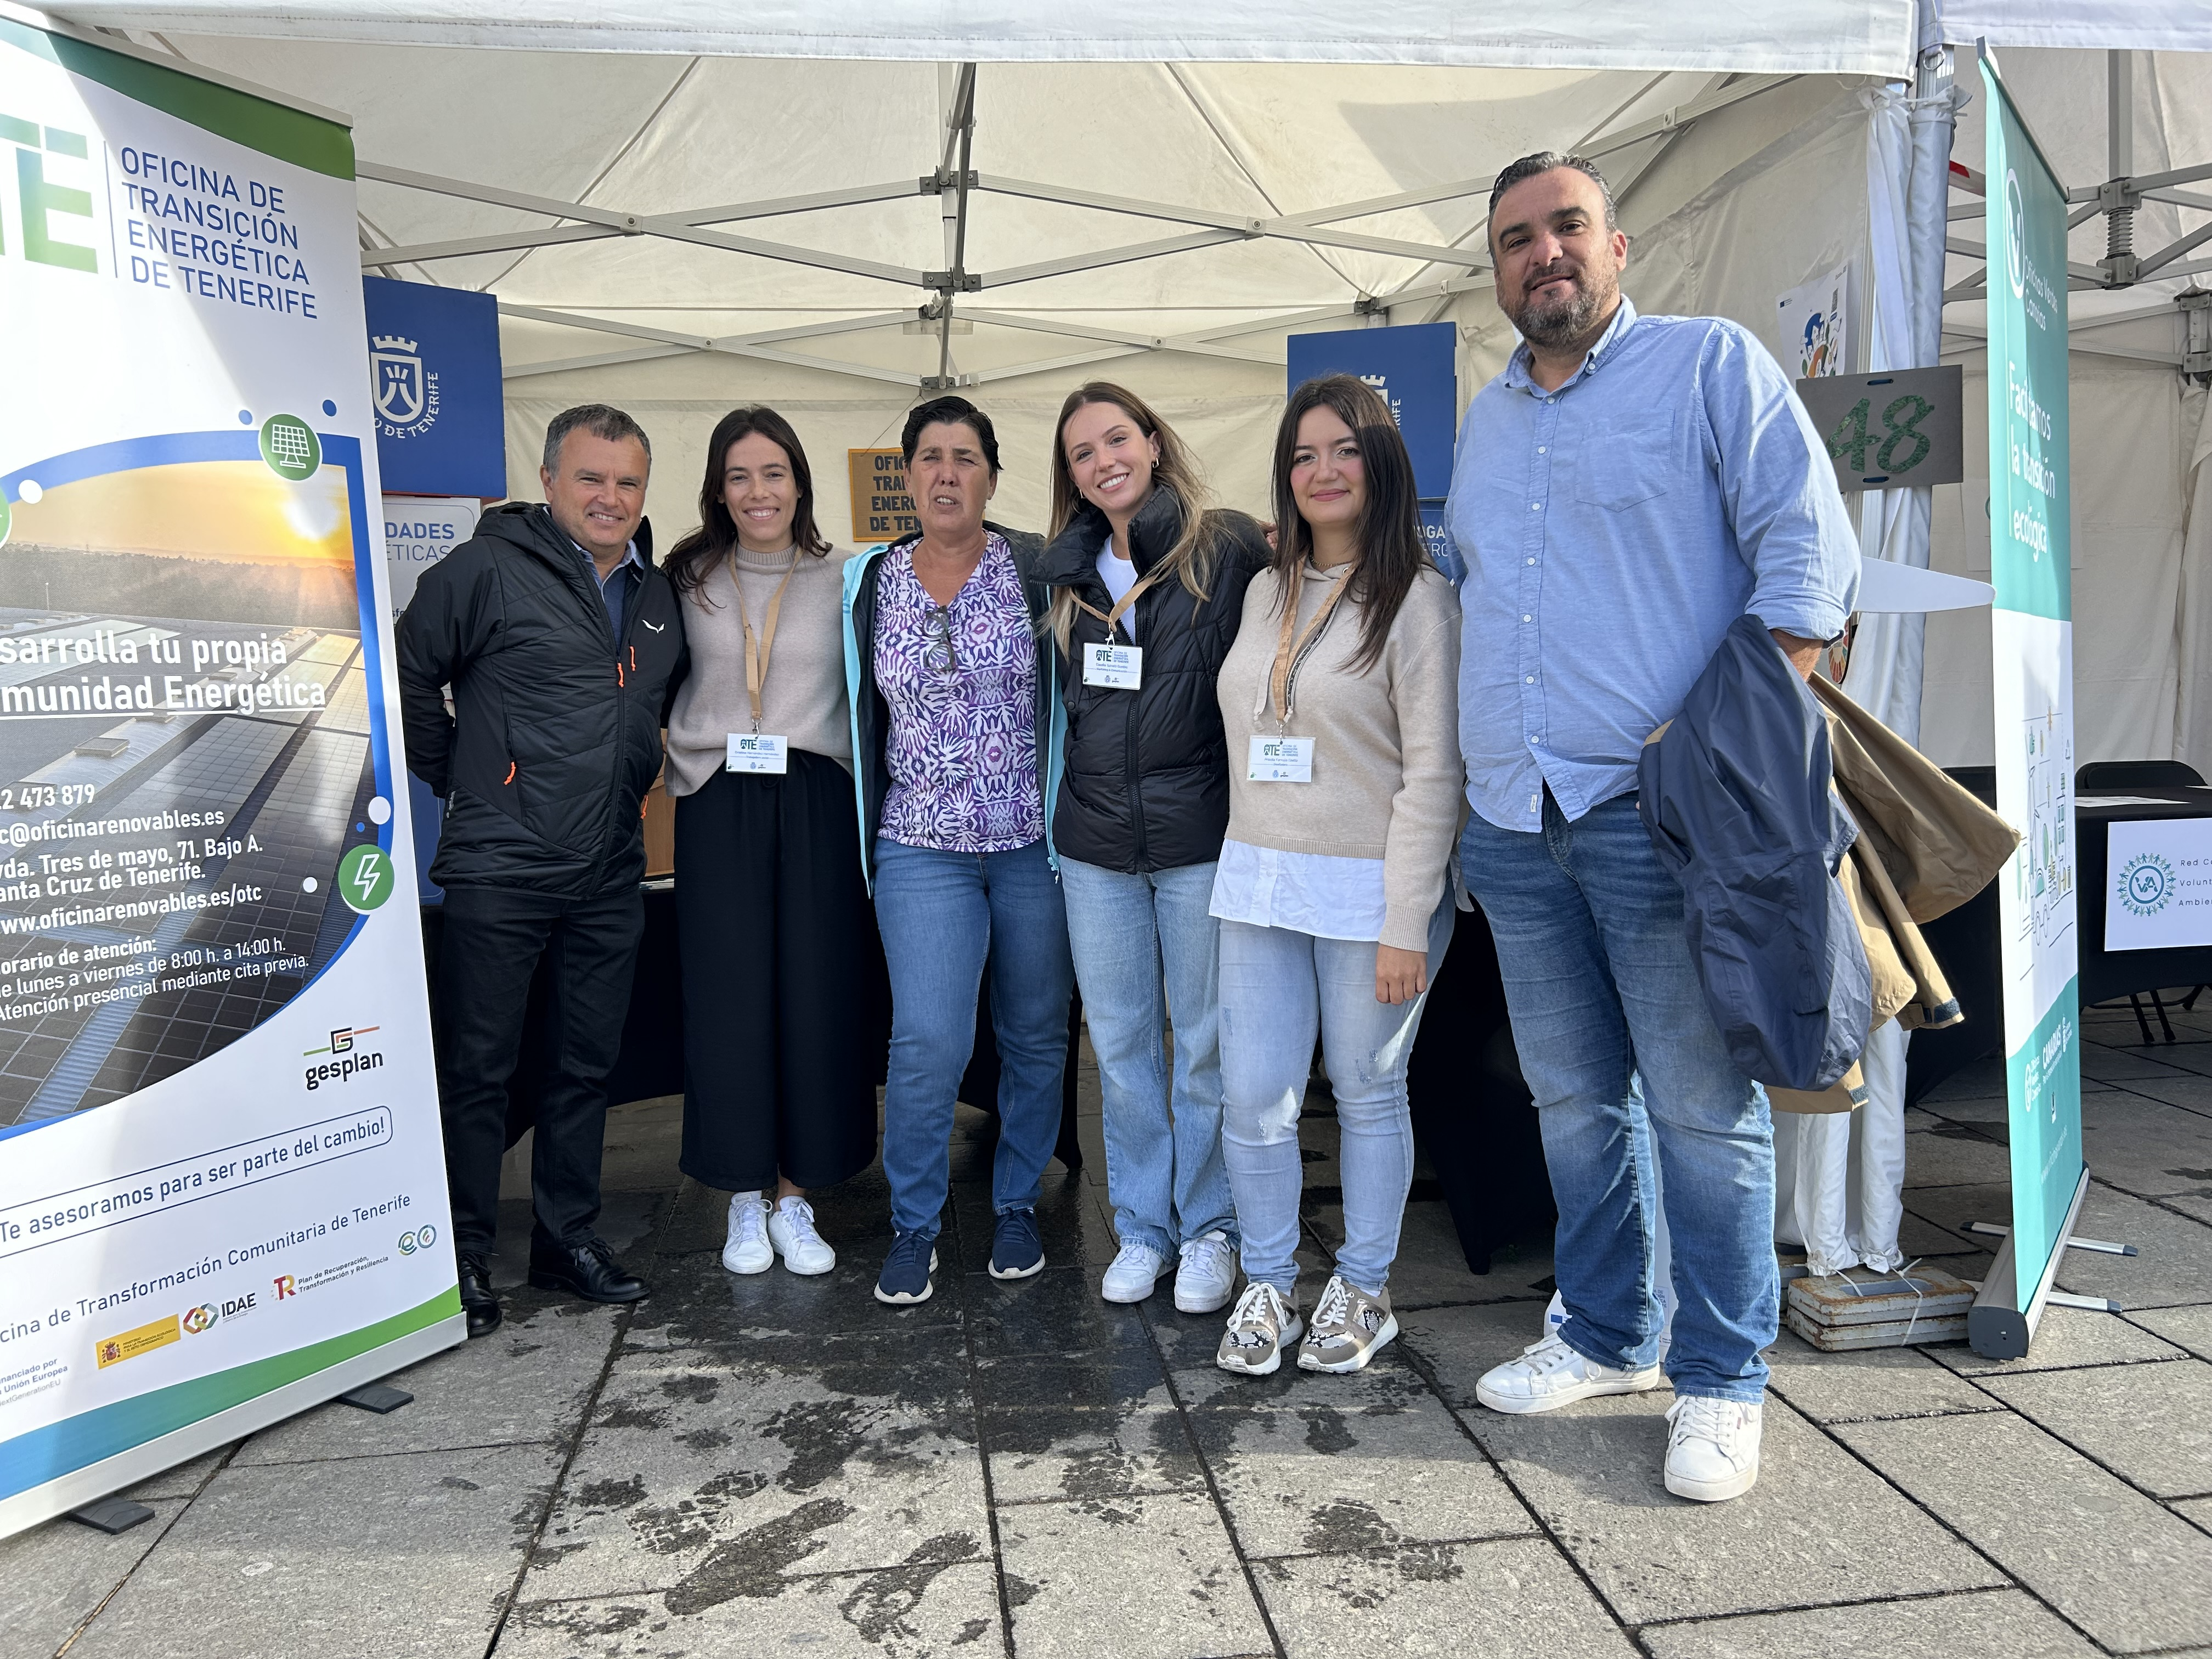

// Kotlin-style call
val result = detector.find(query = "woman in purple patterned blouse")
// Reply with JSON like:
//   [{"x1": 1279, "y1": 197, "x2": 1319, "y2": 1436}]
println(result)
[{"x1": 838, "y1": 396, "x2": 1074, "y2": 1307}]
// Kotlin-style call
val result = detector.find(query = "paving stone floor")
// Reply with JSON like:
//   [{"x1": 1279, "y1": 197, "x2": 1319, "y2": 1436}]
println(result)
[{"x1": 11, "y1": 996, "x2": 2212, "y2": 1658}]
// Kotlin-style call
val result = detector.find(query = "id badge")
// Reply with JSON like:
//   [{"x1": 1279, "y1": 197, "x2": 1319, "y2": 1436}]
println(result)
[
  {"x1": 726, "y1": 732, "x2": 789, "y2": 775},
  {"x1": 1082, "y1": 642, "x2": 1143, "y2": 690},
  {"x1": 1247, "y1": 735, "x2": 1313, "y2": 783}
]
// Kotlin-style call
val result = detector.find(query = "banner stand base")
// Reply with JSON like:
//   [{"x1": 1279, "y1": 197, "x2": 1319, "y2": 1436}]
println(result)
[
  {"x1": 1968, "y1": 1167, "x2": 2095, "y2": 1359},
  {"x1": 337, "y1": 1383, "x2": 414, "y2": 1415},
  {"x1": 66, "y1": 1498, "x2": 155, "y2": 1536}
]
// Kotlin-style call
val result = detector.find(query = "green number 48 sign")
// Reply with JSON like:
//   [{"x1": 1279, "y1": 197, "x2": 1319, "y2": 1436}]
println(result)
[{"x1": 1794, "y1": 365, "x2": 1965, "y2": 492}]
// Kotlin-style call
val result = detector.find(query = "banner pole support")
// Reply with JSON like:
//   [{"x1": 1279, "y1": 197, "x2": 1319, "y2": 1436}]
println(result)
[
  {"x1": 1965, "y1": 1221, "x2": 2137, "y2": 1256},
  {"x1": 66, "y1": 1497, "x2": 155, "y2": 1535},
  {"x1": 337, "y1": 1383, "x2": 415, "y2": 1414},
  {"x1": 1967, "y1": 1166, "x2": 2094, "y2": 1358}
]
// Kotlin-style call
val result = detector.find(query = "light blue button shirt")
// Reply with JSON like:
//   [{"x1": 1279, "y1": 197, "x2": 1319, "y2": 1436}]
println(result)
[{"x1": 1449, "y1": 297, "x2": 1860, "y2": 833}]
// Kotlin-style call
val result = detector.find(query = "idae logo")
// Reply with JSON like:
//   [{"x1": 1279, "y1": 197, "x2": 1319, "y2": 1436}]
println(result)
[
  {"x1": 2118, "y1": 851, "x2": 2175, "y2": 919},
  {"x1": 371, "y1": 333, "x2": 441, "y2": 441},
  {"x1": 303, "y1": 1023, "x2": 386, "y2": 1090},
  {"x1": 1, "y1": 110, "x2": 98, "y2": 276}
]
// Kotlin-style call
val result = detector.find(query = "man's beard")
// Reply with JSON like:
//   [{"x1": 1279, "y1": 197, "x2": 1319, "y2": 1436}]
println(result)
[{"x1": 1509, "y1": 264, "x2": 1616, "y2": 349}]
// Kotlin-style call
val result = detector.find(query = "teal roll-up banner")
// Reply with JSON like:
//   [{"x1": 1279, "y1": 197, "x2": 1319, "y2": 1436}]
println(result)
[{"x1": 1980, "y1": 48, "x2": 2083, "y2": 1324}]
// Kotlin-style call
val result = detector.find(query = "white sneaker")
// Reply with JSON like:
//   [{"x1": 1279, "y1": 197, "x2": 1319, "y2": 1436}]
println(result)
[
  {"x1": 1474, "y1": 1332, "x2": 1663, "y2": 1415},
  {"x1": 1216, "y1": 1282, "x2": 1303, "y2": 1375},
  {"x1": 1665, "y1": 1396, "x2": 1763, "y2": 1502},
  {"x1": 721, "y1": 1192, "x2": 771, "y2": 1275},
  {"x1": 768, "y1": 1197, "x2": 836, "y2": 1276},
  {"x1": 1101, "y1": 1240, "x2": 1169, "y2": 1304},
  {"x1": 1175, "y1": 1231, "x2": 1237, "y2": 1314}
]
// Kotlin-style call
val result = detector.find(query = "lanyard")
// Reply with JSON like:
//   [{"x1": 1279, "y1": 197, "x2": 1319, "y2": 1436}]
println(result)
[
  {"x1": 1266, "y1": 564, "x2": 1349, "y2": 730},
  {"x1": 1069, "y1": 556, "x2": 1170, "y2": 644},
  {"x1": 728, "y1": 548, "x2": 799, "y2": 733}
]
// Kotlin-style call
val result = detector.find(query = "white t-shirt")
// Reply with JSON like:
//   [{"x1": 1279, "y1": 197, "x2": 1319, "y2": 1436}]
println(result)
[{"x1": 1096, "y1": 536, "x2": 1138, "y2": 641}]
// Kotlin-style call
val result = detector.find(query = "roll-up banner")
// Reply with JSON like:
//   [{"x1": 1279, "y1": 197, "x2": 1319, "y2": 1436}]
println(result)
[
  {"x1": 1969, "y1": 45, "x2": 2086, "y2": 1361},
  {"x1": 0, "y1": 5, "x2": 458, "y2": 1536}
]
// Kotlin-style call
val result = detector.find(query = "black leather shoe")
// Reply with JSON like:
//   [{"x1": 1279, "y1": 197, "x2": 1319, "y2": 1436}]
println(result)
[
  {"x1": 529, "y1": 1236, "x2": 649, "y2": 1304},
  {"x1": 458, "y1": 1256, "x2": 503, "y2": 1339}
]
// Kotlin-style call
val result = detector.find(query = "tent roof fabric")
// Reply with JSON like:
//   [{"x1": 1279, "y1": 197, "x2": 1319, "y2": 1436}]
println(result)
[
  {"x1": 49, "y1": 0, "x2": 1919, "y2": 77},
  {"x1": 1940, "y1": 2, "x2": 2212, "y2": 55}
]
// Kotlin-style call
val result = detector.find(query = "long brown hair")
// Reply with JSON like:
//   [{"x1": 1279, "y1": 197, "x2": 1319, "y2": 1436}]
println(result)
[
  {"x1": 1269, "y1": 375, "x2": 1425, "y2": 675},
  {"x1": 665, "y1": 405, "x2": 831, "y2": 600},
  {"x1": 1045, "y1": 382, "x2": 1224, "y2": 652}
]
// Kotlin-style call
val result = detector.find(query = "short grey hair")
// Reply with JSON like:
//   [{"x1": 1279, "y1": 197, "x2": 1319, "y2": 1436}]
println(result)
[
  {"x1": 1487, "y1": 151, "x2": 1618, "y2": 232},
  {"x1": 541, "y1": 403, "x2": 652, "y2": 476}
]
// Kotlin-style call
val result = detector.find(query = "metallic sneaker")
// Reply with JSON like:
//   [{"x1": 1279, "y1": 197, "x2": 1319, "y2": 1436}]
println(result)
[
  {"x1": 1474, "y1": 1332, "x2": 1663, "y2": 1415},
  {"x1": 1173, "y1": 1231, "x2": 1237, "y2": 1314},
  {"x1": 768, "y1": 1197, "x2": 836, "y2": 1276},
  {"x1": 1101, "y1": 1240, "x2": 1170, "y2": 1304},
  {"x1": 721, "y1": 1192, "x2": 772, "y2": 1276},
  {"x1": 1665, "y1": 1396, "x2": 1763, "y2": 1502},
  {"x1": 1297, "y1": 1274, "x2": 1398, "y2": 1373},
  {"x1": 1216, "y1": 1282, "x2": 1303, "y2": 1375}
]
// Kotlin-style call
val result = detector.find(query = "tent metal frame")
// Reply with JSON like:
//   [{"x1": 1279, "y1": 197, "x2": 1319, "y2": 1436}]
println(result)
[{"x1": 353, "y1": 65, "x2": 1796, "y2": 390}]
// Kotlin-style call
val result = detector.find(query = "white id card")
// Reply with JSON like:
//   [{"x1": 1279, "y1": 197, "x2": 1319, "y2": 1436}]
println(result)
[
  {"x1": 1082, "y1": 642, "x2": 1143, "y2": 690},
  {"x1": 726, "y1": 732, "x2": 789, "y2": 775},
  {"x1": 1247, "y1": 735, "x2": 1313, "y2": 783}
]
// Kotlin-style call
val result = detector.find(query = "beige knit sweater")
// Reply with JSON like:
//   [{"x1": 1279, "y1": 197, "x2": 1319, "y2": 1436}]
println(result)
[
  {"x1": 664, "y1": 544, "x2": 855, "y2": 797},
  {"x1": 1216, "y1": 560, "x2": 1463, "y2": 951}
]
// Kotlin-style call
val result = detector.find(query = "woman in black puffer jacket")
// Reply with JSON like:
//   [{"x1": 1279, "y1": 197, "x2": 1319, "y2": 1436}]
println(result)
[{"x1": 1039, "y1": 381, "x2": 1271, "y2": 1316}]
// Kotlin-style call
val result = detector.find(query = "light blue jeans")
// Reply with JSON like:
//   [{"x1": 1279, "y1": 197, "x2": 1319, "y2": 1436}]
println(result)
[
  {"x1": 1059, "y1": 856, "x2": 1235, "y2": 1260},
  {"x1": 1216, "y1": 899, "x2": 1453, "y2": 1299},
  {"x1": 873, "y1": 837, "x2": 1075, "y2": 1239},
  {"x1": 1460, "y1": 793, "x2": 1776, "y2": 1403}
]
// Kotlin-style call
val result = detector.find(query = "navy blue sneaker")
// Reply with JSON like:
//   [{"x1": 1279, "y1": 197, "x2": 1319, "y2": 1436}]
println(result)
[
  {"x1": 989, "y1": 1207, "x2": 1046, "y2": 1280},
  {"x1": 874, "y1": 1228, "x2": 938, "y2": 1305}
]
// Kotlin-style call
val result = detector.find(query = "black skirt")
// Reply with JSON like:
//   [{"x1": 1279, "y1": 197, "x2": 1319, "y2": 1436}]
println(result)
[{"x1": 673, "y1": 748, "x2": 889, "y2": 1192}]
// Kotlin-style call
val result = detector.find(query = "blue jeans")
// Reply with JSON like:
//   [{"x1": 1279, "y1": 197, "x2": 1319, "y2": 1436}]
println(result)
[
  {"x1": 1460, "y1": 793, "x2": 1776, "y2": 1402},
  {"x1": 873, "y1": 837, "x2": 1075, "y2": 1238},
  {"x1": 1216, "y1": 899, "x2": 1453, "y2": 1299},
  {"x1": 1059, "y1": 856, "x2": 1234, "y2": 1259}
]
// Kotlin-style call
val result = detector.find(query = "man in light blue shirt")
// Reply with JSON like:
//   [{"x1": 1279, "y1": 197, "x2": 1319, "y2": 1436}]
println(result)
[{"x1": 1450, "y1": 153, "x2": 1859, "y2": 1504}]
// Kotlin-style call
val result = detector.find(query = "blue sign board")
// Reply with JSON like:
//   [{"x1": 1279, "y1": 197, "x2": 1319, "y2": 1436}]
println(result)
[
  {"x1": 1286, "y1": 321, "x2": 1458, "y2": 498},
  {"x1": 362, "y1": 275, "x2": 506, "y2": 498}
]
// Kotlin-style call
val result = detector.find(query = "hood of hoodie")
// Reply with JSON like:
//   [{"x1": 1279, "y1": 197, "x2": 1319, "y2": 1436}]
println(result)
[{"x1": 476, "y1": 500, "x2": 657, "y2": 571}]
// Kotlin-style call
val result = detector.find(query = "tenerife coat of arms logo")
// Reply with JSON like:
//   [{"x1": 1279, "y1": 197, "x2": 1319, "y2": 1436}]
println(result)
[{"x1": 371, "y1": 333, "x2": 441, "y2": 439}]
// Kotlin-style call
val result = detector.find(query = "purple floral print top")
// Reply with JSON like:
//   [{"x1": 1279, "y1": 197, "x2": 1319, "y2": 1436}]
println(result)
[{"x1": 874, "y1": 534, "x2": 1044, "y2": 853}]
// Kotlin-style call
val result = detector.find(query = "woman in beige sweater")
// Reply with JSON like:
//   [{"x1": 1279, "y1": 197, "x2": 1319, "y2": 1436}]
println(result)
[
  {"x1": 1210, "y1": 375, "x2": 1463, "y2": 1378},
  {"x1": 662, "y1": 406, "x2": 888, "y2": 1280}
]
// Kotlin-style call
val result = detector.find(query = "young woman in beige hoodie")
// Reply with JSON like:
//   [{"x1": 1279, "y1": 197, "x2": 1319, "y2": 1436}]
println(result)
[{"x1": 1209, "y1": 375, "x2": 1463, "y2": 1378}]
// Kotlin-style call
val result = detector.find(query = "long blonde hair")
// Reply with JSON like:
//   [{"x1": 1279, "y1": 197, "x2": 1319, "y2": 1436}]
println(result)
[{"x1": 1046, "y1": 382, "x2": 1224, "y2": 653}]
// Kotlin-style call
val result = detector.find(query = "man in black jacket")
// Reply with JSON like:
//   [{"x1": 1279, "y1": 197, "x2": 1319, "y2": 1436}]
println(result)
[{"x1": 398, "y1": 404, "x2": 688, "y2": 1337}]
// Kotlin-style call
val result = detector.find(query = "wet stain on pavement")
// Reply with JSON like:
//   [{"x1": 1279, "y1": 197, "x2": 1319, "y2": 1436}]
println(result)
[
  {"x1": 574, "y1": 1475, "x2": 647, "y2": 1512},
  {"x1": 662, "y1": 1496, "x2": 858, "y2": 1613},
  {"x1": 834, "y1": 1532, "x2": 983, "y2": 1642}
]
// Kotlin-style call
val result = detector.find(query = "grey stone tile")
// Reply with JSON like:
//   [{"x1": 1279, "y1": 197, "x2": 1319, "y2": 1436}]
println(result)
[
  {"x1": 123, "y1": 1446, "x2": 234, "y2": 1501},
  {"x1": 2180, "y1": 1496, "x2": 2212, "y2": 1532},
  {"x1": 1397, "y1": 1300, "x2": 1554, "y2": 1410},
  {"x1": 1468, "y1": 1393, "x2": 2000, "y2": 1623},
  {"x1": 65, "y1": 1443, "x2": 561, "y2": 1659},
  {"x1": 1903, "y1": 1126, "x2": 2013, "y2": 1188},
  {"x1": 1301, "y1": 1201, "x2": 1503, "y2": 1308},
  {"x1": 1255, "y1": 1535, "x2": 1637, "y2": 1658},
  {"x1": 1931, "y1": 1305, "x2": 2187, "y2": 1376},
  {"x1": 526, "y1": 1344, "x2": 988, "y2": 1602},
  {"x1": 996, "y1": 1489, "x2": 1271, "y2": 1659},
  {"x1": 2151, "y1": 1041, "x2": 2212, "y2": 1079},
  {"x1": 1187, "y1": 1390, "x2": 1527, "y2": 1558},
  {"x1": 1980, "y1": 1358, "x2": 2212, "y2": 1498},
  {"x1": 499, "y1": 1562, "x2": 1003, "y2": 1658},
  {"x1": 2070, "y1": 1091, "x2": 2212, "y2": 1201},
  {"x1": 946, "y1": 1172, "x2": 1119, "y2": 1275},
  {"x1": 964, "y1": 1269, "x2": 1156, "y2": 1359},
  {"x1": 1915, "y1": 1093, "x2": 2012, "y2": 1125},
  {"x1": 1838, "y1": 1410, "x2": 2212, "y2": 1653},
  {"x1": 1760, "y1": 1328, "x2": 2001, "y2": 1424},
  {"x1": 982, "y1": 1407, "x2": 1207, "y2": 1505},
  {"x1": 0, "y1": 1499, "x2": 183, "y2": 1659},
  {"x1": 2053, "y1": 1184, "x2": 2212, "y2": 1310},
  {"x1": 2080, "y1": 1046, "x2": 2200, "y2": 1084},
  {"x1": 2112, "y1": 1069, "x2": 2212, "y2": 1119},
  {"x1": 623, "y1": 1242, "x2": 965, "y2": 1346},
  {"x1": 973, "y1": 1350, "x2": 1174, "y2": 1414},
  {"x1": 488, "y1": 1189, "x2": 663, "y2": 1291},
  {"x1": 595, "y1": 1093, "x2": 686, "y2": 1192},
  {"x1": 1639, "y1": 1588, "x2": 2100, "y2": 1658},
  {"x1": 2126, "y1": 1302, "x2": 2212, "y2": 1360},
  {"x1": 1169, "y1": 1344, "x2": 1438, "y2": 1416},
  {"x1": 1919, "y1": 1054, "x2": 2009, "y2": 1102},
  {"x1": 234, "y1": 1296, "x2": 617, "y2": 1464}
]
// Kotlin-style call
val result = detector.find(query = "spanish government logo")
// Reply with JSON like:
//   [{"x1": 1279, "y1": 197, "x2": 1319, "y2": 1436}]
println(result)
[
  {"x1": 2118, "y1": 851, "x2": 2175, "y2": 918},
  {"x1": 371, "y1": 333, "x2": 441, "y2": 440}
]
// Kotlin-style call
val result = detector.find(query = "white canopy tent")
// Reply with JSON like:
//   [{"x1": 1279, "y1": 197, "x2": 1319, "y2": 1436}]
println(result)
[{"x1": 24, "y1": 0, "x2": 2212, "y2": 1277}]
